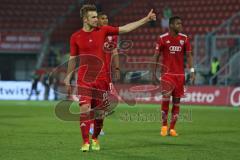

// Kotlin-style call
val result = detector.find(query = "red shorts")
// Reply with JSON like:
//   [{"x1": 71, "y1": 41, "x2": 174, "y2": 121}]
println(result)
[
  {"x1": 77, "y1": 80, "x2": 110, "y2": 109},
  {"x1": 161, "y1": 73, "x2": 185, "y2": 98}
]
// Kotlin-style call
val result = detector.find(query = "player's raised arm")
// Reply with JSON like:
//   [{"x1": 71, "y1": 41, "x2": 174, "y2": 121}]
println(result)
[{"x1": 119, "y1": 9, "x2": 156, "y2": 34}]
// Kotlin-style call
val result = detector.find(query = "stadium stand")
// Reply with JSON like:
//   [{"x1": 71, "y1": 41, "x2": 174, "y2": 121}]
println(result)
[
  {"x1": 0, "y1": 0, "x2": 76, "y2": 30},
  {"x1": 36, "y1": 0, "x2": 240, "y2": 81},
  {"x1": 106, "y1": 0, "x2": 239, "y2": 72},
  {"x1": 1, "y1": 0, "x2": 239, "y2": 84}
]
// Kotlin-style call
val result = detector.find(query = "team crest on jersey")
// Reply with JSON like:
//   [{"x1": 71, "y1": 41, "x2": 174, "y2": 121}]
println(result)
[
  {"x1": 180, "y1": 40, "x2": 184, "y2": 45},
  {"x1": 107, "y1": 36, "x2": 113, "y2": 41}
]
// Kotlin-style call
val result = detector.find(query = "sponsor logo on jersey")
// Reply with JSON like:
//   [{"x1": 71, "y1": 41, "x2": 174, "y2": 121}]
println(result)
[
  {"x1": 169, "y1": 46, "x2": 182, "y2": 53},
  {"x1": 166, "y1": 40, "x2": 170, "y2": 44}
]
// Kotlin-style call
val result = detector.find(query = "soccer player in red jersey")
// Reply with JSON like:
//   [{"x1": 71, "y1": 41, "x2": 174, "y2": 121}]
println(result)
[
  {"x1": 89, "y1": 12, "x2": 120, "y2": 136},
  {"x1": 153, "y1": 16, "x2": 195, "y2": 137},
  {"x1": 98, "y1": 12, "x2": 120, "y2": 85},
  {"x1": 65, "y1": 5, "x2": 156, "y2": 152}
]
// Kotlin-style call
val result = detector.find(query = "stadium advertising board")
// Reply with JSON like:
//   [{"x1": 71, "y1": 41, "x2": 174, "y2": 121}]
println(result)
[
  {"x1": 116, "y1": 85, "x2": 240, "y2": 107},
  {"x1": 0, "y1": 81, "x2": 54, "y2": 100},
  {"x1": 0, "y1": 32, "x2": 43, "y2": 53},
  {"x1": 1, "y1": 81, "x2": 239, "y2": 107}
]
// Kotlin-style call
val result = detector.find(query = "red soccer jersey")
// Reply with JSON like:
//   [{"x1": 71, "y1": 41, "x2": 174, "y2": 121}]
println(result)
[
  {"x1": 155, "y1": 32, "x2": 191, "y2": 74},
  {"x1": 104, "y1": 35, "x2": 118, "y2": 81},
  {"x1": 70, "y1": 26, "x2": 119, "y2": 82}
]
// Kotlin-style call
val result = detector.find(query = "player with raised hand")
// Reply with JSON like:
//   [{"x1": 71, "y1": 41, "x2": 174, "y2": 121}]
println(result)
[{"x1": 65, "y1": 5, "x2": 156, "y2": 152}]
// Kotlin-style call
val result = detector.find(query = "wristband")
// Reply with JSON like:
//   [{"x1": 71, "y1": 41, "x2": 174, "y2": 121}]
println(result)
[{"x1": 190, "y1": 68, "x2": 195, "y2": 73}]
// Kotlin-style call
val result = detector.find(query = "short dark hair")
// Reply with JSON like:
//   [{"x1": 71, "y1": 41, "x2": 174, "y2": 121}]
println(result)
[
  {"x1": 80, "y1": 4, "x2": 97, "y2": 19},
  {"x1": 98, "y1": 12, "x2": 107, "y2": 17},
  {"x1": 169, "y1": 16, "x2": 181, "y2": 25}
]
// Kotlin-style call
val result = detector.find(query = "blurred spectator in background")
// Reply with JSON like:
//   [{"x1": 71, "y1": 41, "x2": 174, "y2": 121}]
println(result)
[
  {"x1": 210, "y1": 57, "x2": 220, "y2": 85},
  {"x1": 163, "y1": 6, "x2": 172, "y2": 19},
  {"x1": 28, "y1": 72, "x2": 41, "y2": 100},
  {"x1": 48, "y1": 48, "x2": 57, "y2": 67},
  {"x1": 161, "y1": 6, "x2": 172, "y2": 30},
  {"x1": 48, "y1": 47, "x2": 62, "y2": 67},
  {"x1": 52, "y1": 74, "x2": 60, "y2": 100},
  {"x1": 42, "y1": 72, "x2": 53, "y2": 100}
]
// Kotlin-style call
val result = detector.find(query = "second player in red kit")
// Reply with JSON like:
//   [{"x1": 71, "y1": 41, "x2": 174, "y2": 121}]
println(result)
[{"x1": 153, "y1": 16, "x2": 195, "y2": 137}]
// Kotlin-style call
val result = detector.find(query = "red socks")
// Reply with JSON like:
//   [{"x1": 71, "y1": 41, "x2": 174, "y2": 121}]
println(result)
[
  {"x1": 161, "y1": 97, "x2": 170, "y2": 126},
  {"x1": 161, "y1": 97, "x2": 180, "y2": 129},
  {"x1": 80, "y1": 113, "x2": 91, "y2": 144},
  {"x1": 170, "y1": 104, "x2": 180, "y2": 130}
]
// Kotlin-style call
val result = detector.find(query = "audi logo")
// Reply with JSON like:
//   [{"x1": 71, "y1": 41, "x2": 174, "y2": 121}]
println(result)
[{"x1": 169, "y1": 46, "x2": 182, "y2": 52}]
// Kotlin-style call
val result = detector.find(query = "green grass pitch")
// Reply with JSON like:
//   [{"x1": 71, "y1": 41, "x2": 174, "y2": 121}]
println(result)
[{"x1": 0, "y1": 101, "x2": 240, "y2": 160}]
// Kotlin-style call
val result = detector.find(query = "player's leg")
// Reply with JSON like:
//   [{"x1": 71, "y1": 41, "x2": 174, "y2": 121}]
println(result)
[
  {"x1": 80, "y1": 103, "x2": 91, "y2": 152},
  {"x1": 169, "y1": 75, "x2": 185, "y2": 136},
  {"x1": 160, "y1": 95, "x2": 171, "y2": 136},
  {"x1": 92, "y1": 104, "x2": 105, "y2": 141},
  {"x1": 91, "y1": 81, "x2": 109, "y2": 151},
  {"x1": 78, "y1": 82, "x2": 93, "y2": 152},
  {"x1": 91, "y1": 112, "x2": 104, "y2": 151},
  {"x1": 169, "y1": 97, "x2": 180, "y2": 136},
  {"x1": 27, "y1": 88, "x2": 33, "y2": 100},
  {"x1": 28, "y1": 84, "x2": 38, "y2": 100},
  {"x1": 91, "y1": 101, "x2": 104, "y2": 151},
  {"x1": 160, "y1": 74, "x2": 175, "y2": 136},
  {"x1": 89, "y1": 119, "x2": 105, "y2": 136},
  {"x1": 89, "y1": 86, "x2": 106, "y2": 136}
]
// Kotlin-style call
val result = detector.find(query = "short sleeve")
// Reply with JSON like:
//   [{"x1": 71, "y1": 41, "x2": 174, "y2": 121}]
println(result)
[
  {"x1": 102, "y1": 25, "x2": 119, "y2": 36},
  {"x1": 70, "y1": 35, "x2": 78, "y2": 56},
  {"x1": 185, "y1": 37, "x2": 192, "y2": 54}
]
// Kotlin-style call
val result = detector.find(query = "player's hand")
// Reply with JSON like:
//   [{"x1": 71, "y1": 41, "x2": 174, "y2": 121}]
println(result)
[
  {"x1": 146, "y1": 9, "x2": 156, "y2": 22},
  {"x1": 190, "y1": 72, "x2": 195, "y2": 85}
]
